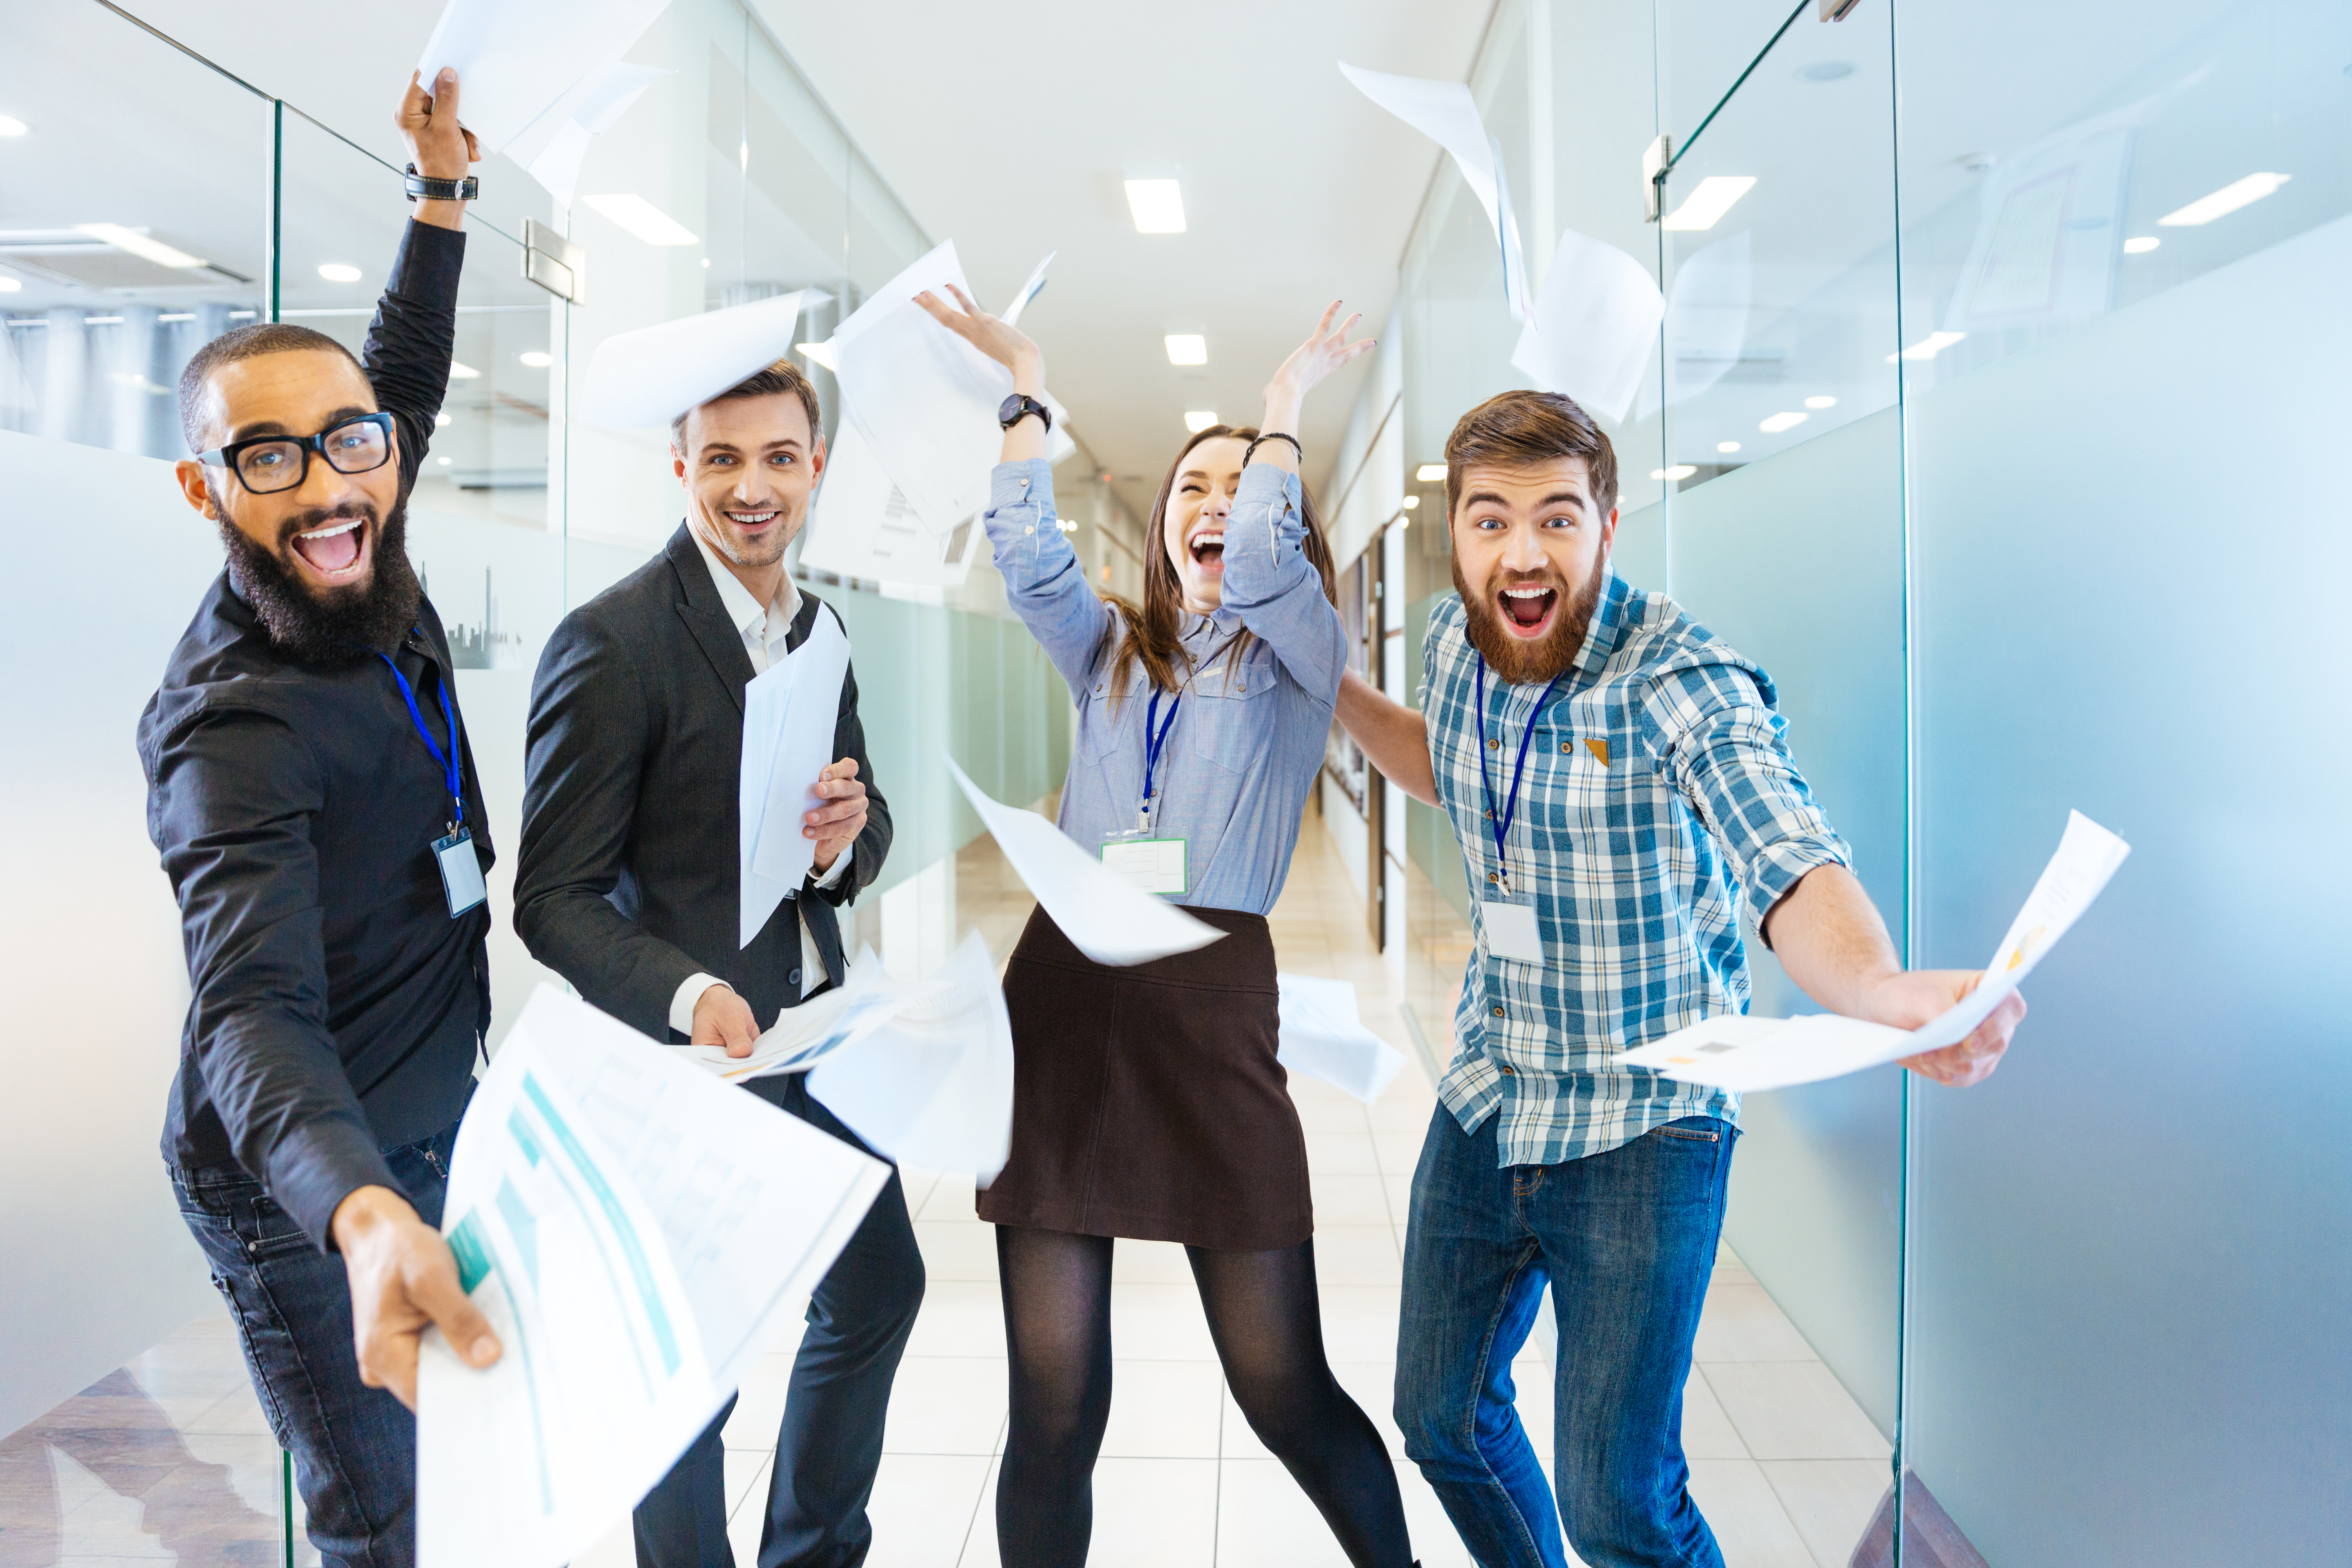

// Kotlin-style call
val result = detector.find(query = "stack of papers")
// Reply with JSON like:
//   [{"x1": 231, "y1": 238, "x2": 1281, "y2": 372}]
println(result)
[
  {"x1": 738, "y1": 604, "x2": 852, "y2": 947},
  {"x1": 1618, "y1": 811, "x2": 2132, "y2": 1093},
  {"x1": 416, "y1": 0, "x2": 673, "y2": 198},
  {"x1": 416, "y1": 985, "x2": 889, "y2": 1568},
  {"x1": 946, "y1": 755, "x2": 1224, "y2": 967},
  {"x1": 1277, "y1": 974, "x2": 1408, "y2": 1105}
]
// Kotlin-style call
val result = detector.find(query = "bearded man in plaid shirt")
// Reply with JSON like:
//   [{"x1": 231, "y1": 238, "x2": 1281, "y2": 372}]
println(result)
[{"x1": 1336, "y1": 390, "x2": 2025, "y2": 1568}]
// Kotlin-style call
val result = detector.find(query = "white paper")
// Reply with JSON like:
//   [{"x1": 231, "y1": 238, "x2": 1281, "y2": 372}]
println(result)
[
  {"x1": 577, "y1": 289, "x2": 829, "y2": 432},
  {"x1": 416, "y1": 0, "x2": 673, "y2": 155},
  {"x1": 1618, "y1": 811, "x2": 2132, "y2": 1092},
  {"x1": 1509, "y1": 229, "x2": 1666, "y2": 424},
  {"x1": 416, "y1": 985, "x2": 887, "y2": 1568},
  {"x1": 1340, "y1": 63, "x2": 1526, "y2": 321},
  {"x1": 797, "y1": 419, "x2": 984, "y2": 589},
  {"x1": 945, "y1": 755, "x2": 1224, "y2": 967},
  {"x1": 514, "y1": 60, "x2": 664, "y2": 206},
  {"x1": 827, "y1": 240, "x2": 1012, "y2": 535},
  {"x1": 676, "y1": 944, "x2": 895, "y2": 1082},
  {"x1": 738, "y1": 604, "x2": 851, "y2": 947},
  {"x1": 808, "y1": 931, "x2": 1016, "y2": 1184},
  {"x1": 1276, "y1": 974, "x2": 1408, "y2": 1105},
  {"x1": 1000, "y1": 252, "x2": 1055, "y2": 328}
]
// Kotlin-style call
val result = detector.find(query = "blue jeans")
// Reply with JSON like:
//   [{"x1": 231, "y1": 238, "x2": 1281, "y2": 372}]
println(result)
[
  {"x1": 1394, "y1": 1106, "x2": 1735, "y2": 1568},
  {"x1": 171, "y1": 1120, "x2": 461, "y2": 1568}
]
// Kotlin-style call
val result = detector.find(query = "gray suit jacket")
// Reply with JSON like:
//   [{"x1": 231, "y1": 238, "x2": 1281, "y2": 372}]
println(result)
[{"x1": 515, "y1": 525, "x2": 889, "y2": 1040}]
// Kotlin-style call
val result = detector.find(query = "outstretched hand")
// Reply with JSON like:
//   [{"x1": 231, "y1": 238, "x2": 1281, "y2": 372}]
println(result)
[{"x1": 1262, "y1": 301, "x2": 1375, "y2": 436}]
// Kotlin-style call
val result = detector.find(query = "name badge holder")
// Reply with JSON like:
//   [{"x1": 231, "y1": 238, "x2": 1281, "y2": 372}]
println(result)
[
  {"x1": 1474, "y1": 659, "x2": 1563, "y2": 965},
  {"x1": 379, "y1": 645, "x2": 487, "y2": 918},
  {"x1": 1101, "y1": 686, "x2": 1188, "y2": 896}
]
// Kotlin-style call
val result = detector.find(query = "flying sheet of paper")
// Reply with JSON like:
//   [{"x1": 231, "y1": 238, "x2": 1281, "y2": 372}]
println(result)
[
  {"x1": 1000, "y1": 252, "x2": 1055, "y2": 328},
  {"x1": 512, "y1": 60, "x2": 665, "y2": 207},
  {"x1": 416, "y1": 985, "x2": 888, "y2": 1568},
  {"x1": 945, "y1": 755, "x2": 1223, "y2": 967},
  {"x1": 738, "y1": 604, "x2": 851, "y2": 946},
  {"x1": 1509, "y1": 228, "x2": 1666, "y2": 423},
  {"x1": 577, "y1": 289, "x2": 828, "y2": 430},
  {"x1": 797, "y1": 418, "x2": 984, "y2": 588},
  {"x1": 416, "y1": 0, "x2": 673, "y2": 155},
  {"x1": 826, "y1": 240, "x2": 1011, "y2": 535},
  {"x1": 676, "y1": 945, "x2": 894, "y2": 1082},
  {"x1": 1659, "y1": 230, "x2": 1752, "y2": 410},
  {"x1": 1618, "y1": 811, "x2": 2132, "y2": 1093},
  {"x1": 807, "y1": 931, "x2": 1016, "y2": 1184},
  {"x1": 1276, "y1": 973, "x2": 1408, "y2": 1105},
  {"x1": 1340, "y1": 63, "x2": 1528, "y2": 321}
]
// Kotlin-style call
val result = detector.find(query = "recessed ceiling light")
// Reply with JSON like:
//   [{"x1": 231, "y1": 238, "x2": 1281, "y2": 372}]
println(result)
[
  {"x1": 1401, "y1": 494, "x2": 1420, "y2": 508},
  {"x1": 317, "y1": 263, "x2": 361, "y2": 283},
  {"x1": 437, "y1": 455, "x2": 453, "y2": 466},
  {"x1": 1661, "y1": 176, "x2": 1756, "y2": 231},
  {"x1": 0, "y1": 276, "x2": 19, "y2": 293},
  {"x1": 1415, "y1": 463, "x2": 1447, "y2": 482},
  {"x1": 0, "y1": 115, "x2": 27, "y2": 136},
  {"x1": 1804, "y1": 395, "x2": 1837, "y2": 409},
  {"x1": 1125, "y1": 179, "x2": 1187, "y2": 234},
  {"x1": 74, "y1": 223, "x2": 204, "y2": 269},
  {"x1": 1650, "y1": 464, "x2": 1697, "y2": 481},
  {"x1": 1798, "y1": 60, "x2": 1853, "y2": 82},
  {"x1": 582, "y1": 192, "x2": 700, "y2": 245},
  {"x1": 448, "y1": 361, "x2": 481, "y2": 380},
  {"x1": 701, "y1": 257, "x2": 711, "y2": 268},
  {"x1": 1164, "y1": 334, "x2": 1207, "y2": 366},
  {"x1": 434, "y1": 412, "x2": 452, "y2": 427},
  {"x1": 519, "y1": 350, "x2": 552, "y2": 368},
  {"x1": 2122, "y1": 235, "x2": 2160, "y2": 254},
  {"x1": 1885, "y1": 330, "x2": 1967, "y2": 363},
  {"x1": 1717, "y1": 441, "x2": 1741, "y2": 453},
  {"x1": 2158, "y1": 172, "x2": 2290, "y2": 227},
  {"x1": 1183, "y1": 410, "x2": 1218, "y2": 432},
  {"x1": 1758, "y1": 411, "x2": 1809, "y2": 433}
]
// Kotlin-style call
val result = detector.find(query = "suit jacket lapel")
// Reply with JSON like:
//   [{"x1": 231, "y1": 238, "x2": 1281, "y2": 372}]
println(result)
[{"x1": 666, "y1": 525, "x2": 755, "y2": 715}]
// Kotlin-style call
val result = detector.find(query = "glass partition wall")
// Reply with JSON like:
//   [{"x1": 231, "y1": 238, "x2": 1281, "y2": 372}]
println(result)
[{"x1": 1379, "y1": 0, "x2": 2352, "y2": 1563}]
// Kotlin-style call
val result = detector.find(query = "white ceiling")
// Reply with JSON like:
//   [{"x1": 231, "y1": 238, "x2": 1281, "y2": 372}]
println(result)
[{"x1": 751, "y1": 0, "x2": 1496, "y2": 513}]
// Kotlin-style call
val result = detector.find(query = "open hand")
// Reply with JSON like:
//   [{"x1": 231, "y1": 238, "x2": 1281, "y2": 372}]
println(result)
[
  {"x1": 1262, "y1": 300, "x2": 1375, "y2": 432},
  {"x1": 1867, "y1": 969, "x2": 2028, "y2": 1087},
  {"x1": 332, "y1": 1185, "x2": 499, "y2": 1411},
  {"x1": 397, "y1": 69, "x2": 480, "y2": 182},
  {"x1": 914, "y1": 283, "x2": 1043, "y2": 391},
  {"x1": 805, "y1": 757, "x2": 867, "y2": 874}
]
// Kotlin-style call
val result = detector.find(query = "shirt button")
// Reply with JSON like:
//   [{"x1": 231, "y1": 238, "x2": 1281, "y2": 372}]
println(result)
[
  {"x1": 1486, "y1": 872, "x2": 1499, "y2": 884},
  {"x1": 1488, "y1": 737, "x2": 1501, "y2": 750},
  {"x1": 1026, "y1": 524, "x2": 1036, "y2": 535},
  {"x1": 1499, "y1": 1063, "x2": 1516, "y2": 1076},
  {"x1": 788, "y1": 967, "x2": 802, "y2": 986},
  {"x1": 1490, "y1": 1004, "x2": 1504, "y2": 1018},
  {"x1": 1561, "y1": 742, "x2": 1571, "y2": 753},
  {"x1": 1236, "y1": 682, "x2": 1245, "y2": 692}
]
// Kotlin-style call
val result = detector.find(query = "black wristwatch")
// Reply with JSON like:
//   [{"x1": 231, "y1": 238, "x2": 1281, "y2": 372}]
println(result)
[
  {"x1": 404, "y1": 163, "x2": 480, "y2": 204},
  {"x1": 998, "y1": 393, "x2": 1052, "y2": 434}
]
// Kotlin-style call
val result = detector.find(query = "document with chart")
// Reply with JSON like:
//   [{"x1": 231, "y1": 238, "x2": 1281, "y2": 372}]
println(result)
[
  {"x1": 416, "y1": 985, "x2": 890, "y2": 1568},
  {"x1": 1619, "y1": 810, "x2": 2131, "y2": 1093}
]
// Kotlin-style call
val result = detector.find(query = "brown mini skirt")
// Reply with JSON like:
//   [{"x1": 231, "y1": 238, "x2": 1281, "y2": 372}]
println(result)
[{"x1": 976, "y1": 904, "x2": 1312, "y2": 1252}]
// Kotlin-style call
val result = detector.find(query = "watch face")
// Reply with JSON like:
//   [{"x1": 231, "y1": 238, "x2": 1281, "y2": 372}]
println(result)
[{"x1": 998, "y1": 394, "x2": 1027, "y2": 425}]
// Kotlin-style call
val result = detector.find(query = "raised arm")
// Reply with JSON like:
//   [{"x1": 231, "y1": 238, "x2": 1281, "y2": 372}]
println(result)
[
  {"x1": 362, "y1": 70, "x2": 481, "y2": 490},
  {"x1": 1336, "y1": 669, "x2": 1438, "y2": 805},
  {"x1": 915, "y1": 284, "x2": 1115, "y2": 695}
]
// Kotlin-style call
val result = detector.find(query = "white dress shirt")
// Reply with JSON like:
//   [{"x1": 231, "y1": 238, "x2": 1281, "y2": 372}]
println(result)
[{"x1": 668, "y1": 526, "x2": 853, "y2": 1037}]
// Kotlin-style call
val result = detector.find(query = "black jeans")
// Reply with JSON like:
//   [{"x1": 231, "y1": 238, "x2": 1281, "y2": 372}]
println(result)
[
  {"x1": 171, "y1": 1120, "x2": 461, "y2": 1568},
  {"x1": 633, "y1": 1074, "x2": 926, "y2": 1568}
]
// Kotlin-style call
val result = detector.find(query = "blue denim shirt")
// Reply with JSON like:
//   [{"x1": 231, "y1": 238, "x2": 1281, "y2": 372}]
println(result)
[{"x1": 982, "y1": 458, "x2": 1345, "y2": 915}]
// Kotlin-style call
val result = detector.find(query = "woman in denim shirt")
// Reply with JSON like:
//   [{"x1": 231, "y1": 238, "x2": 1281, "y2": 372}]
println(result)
[{"x1": 918, "y1": 289, "x2": 1416, "y2": 1568}]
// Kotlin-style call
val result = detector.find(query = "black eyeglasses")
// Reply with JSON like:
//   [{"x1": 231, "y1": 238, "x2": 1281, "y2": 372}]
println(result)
[{"x1": 197, "y1": 412, "x2": 396, "y2": 495}]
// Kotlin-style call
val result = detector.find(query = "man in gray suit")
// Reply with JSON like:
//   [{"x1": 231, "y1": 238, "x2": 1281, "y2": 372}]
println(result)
[{"x1": 516, "y1": 358, "x2": 922, "y2": 1568}]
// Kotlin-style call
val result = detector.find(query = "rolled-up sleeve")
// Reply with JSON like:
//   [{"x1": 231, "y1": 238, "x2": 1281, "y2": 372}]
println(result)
[{"x1": 1647, "y1": 655, "x2": 1851, "y2": 932}]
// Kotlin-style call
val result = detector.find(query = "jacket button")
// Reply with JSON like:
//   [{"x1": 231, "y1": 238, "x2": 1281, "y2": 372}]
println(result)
[
  {"x1": 788, "y1": 968, "x2": 802, "y2": 986},
  {"x1": 1490, "y1": 1004, "x2": 1504, "y2": 1018}
]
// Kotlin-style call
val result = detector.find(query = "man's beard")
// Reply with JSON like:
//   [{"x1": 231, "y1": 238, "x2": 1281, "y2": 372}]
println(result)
[
  {"x1": 1453, "y1": 551, "x2": 1605, "y2": 686},
  {"x1": 697, "y1": 508, "x2": 799, "y2": 570},
  {"x1": 217, "y1": 494, "x2": 422, "y2": 666}
]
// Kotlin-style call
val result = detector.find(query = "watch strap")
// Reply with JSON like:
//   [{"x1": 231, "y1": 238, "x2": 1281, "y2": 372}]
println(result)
[
  {"x1": 998, "y1": 393, "x2": 1052, "y2": 433},
  {"x1": 403, "y1": 163, "x2": 479, "y2": 204}
]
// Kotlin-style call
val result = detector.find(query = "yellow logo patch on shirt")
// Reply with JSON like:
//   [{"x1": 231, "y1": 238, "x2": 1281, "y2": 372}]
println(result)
[{"x1": 1584, "y1": 737, "x2": 1610, "y2": 767}]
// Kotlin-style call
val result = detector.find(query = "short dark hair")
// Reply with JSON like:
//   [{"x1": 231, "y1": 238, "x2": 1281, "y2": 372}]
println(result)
[
  {"x1": 177, "y1": 323, "x2": 363, "y2": 455},
  {"x1": 1443, "y1": 389, "x2": 1619, "y2": 520},
  {"x1": 669, "y1": 359, "x2": 822, "y2": 455}
]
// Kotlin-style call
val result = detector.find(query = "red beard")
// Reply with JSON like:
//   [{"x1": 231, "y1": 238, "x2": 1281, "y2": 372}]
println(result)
[{"x1": 1452, "y1": 553, "x2": 1604, "y2": 685}]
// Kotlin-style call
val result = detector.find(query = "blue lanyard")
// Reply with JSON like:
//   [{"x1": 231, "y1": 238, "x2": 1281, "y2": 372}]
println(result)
[
  {"x1": 1140, "y1": 687, "x2": 1182, "y2": 826},
  {"x1": 1473, "y1": 657, "x2": 1562, "y2": 895},
  {"x1": 376, "y1": 646, "x2": 464, "y2": 831}
]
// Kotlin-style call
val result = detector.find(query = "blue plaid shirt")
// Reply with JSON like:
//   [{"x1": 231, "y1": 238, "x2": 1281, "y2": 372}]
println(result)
[{"x1": 1423, "y1": 572, "x2": 1850, "y2": 1167}]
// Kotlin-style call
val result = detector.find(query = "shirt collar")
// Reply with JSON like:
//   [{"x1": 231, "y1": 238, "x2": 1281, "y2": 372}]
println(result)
[
  {"x1": 1568, "y1": 568, "x2": 1633, "y2": 685},
  {"x1": 687, "y1": 523, "x2": 800, "y2": 642}
]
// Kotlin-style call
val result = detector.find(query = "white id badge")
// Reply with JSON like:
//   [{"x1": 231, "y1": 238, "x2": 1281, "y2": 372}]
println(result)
[
  {"x1": 434, "y1": 827, "x2": 488, "y2": 917},
  {"x1": 1481, "y1": 899, "x2": 1544, "y2": 963},
  {"x1": 1101, "y1": 835, "x2": 1187, "y2": 895}
]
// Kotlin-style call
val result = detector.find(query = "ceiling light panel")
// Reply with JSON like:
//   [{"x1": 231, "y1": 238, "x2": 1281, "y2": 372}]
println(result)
[
  {"x1": 1661, "y1": 176, "x2": 1757, "y2": 231},
  {"x1": 316, "y1": 263, "x2": 361, "y2": 282},
  {"x1": 1183, "y1": 410, "x2": 1218, "y2": 432},
  {"x1": 1164, "y1": 334, "x2": 1207, "y2": 366},
  {"x1": 1125, "y1": 179, "x2": 1187, "y2": 234},
  {"x1": 2123, "y1": 236, "x2": 2160, "y2": 254},
  {"x1": 2158, "y1": 172, "x2": 2290, "y2": 227},
  {"x1": 581, "y1": 193, "x2": 699, "y2": 246},
  {"x1": 74, "y1": 223, "x2": 204, "y2": 269},
  {"x1": 0, "y1": 116, "x2": 27, "y2": 136},
  {"x1": 1758, "y1": 411, "x2": 1809, "y2": 433},
  {"x1": 1416, "y1": 463, "x2": 1447, "y2": 482}
]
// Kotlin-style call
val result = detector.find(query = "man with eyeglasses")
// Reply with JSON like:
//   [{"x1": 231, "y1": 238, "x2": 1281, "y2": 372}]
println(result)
[{"x1": 138, "y1": 70, "x2": 502, "y2": 1568}]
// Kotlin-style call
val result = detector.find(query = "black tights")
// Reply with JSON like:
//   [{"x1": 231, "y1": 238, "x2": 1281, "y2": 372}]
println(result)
[{"x1": 996, "y1": 1227, "x2": 1413, "y2": 1567}]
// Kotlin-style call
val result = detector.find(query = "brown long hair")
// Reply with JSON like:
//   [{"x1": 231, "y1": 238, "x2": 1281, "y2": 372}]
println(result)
[{"x1": 1100, "y1": 424, "x2": 1338, "y2": 702}]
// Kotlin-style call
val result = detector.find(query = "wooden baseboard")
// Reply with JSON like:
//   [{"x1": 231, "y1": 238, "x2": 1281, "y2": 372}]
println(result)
[{"x1": 1847, "y1": 1471, "x2": 1991, "y2": 1568}]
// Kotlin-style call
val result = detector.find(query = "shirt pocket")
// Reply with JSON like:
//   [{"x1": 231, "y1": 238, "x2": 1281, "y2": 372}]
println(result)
[
  {"x1": 1184, "y1": 657, "x2": 1277, "y2": 774},
  {"x1": 1531, "y1": 719, "x2": 1656, "y2": 858},
  {"x1": 1077, "y1": 677, "x2": 1125, "y2": 765}
]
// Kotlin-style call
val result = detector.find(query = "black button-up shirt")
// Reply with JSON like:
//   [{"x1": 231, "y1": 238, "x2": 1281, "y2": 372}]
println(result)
[{"x1": 138, "y1": 220, "x2": 490, "y2": 1250}]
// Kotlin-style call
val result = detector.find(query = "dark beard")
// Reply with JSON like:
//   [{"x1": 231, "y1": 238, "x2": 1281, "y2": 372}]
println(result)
[
  {"x1": 217, "y1": 494, "x2": 422, "y2": 666},
  {"x1": 1453, "y1": 551, "x2": 1605, "y2": 686}
]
